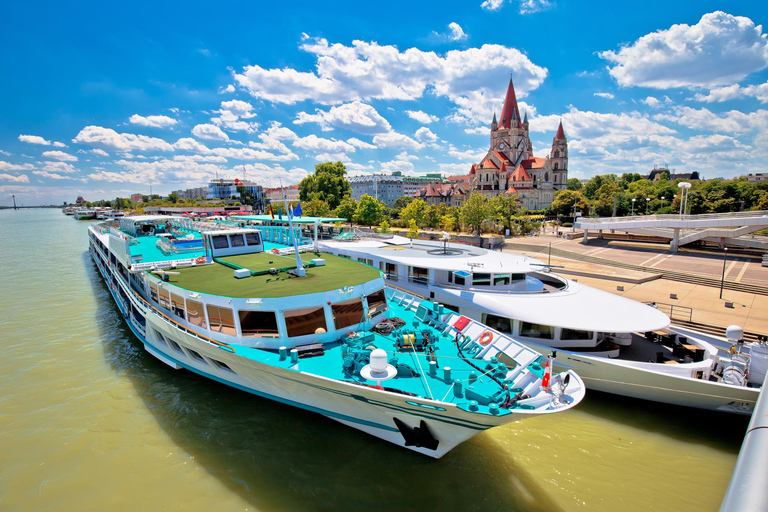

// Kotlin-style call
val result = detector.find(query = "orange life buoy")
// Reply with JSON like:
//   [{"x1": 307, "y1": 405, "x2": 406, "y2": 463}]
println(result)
[
  {"x1": 479, "y1": 331, "x2": 494, "y2": 346},
  {"x1": 270, "y1": 248, "x2": 280, "y2": 254},
  {"x1": 195, "y1": 256, "x2": 206, "y2": 264}
]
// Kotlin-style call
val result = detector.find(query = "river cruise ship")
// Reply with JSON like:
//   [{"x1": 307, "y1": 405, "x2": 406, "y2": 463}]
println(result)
[
  {"x1": 318, "y1": 233, "x2": 767, "y2": 415},
  {"x1": 88, "y1": 216, "x2": 584, "y2": 457}
]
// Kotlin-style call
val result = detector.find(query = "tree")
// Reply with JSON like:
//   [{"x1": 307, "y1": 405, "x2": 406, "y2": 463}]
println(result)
[
  {"x1": 392, "y1": 196, "x2": 415, "y2": 217},
  {"x1": 379, "y1": 220, "x2": 390, "y2": 233},
  {"x1": 566, "y1": 178, "x2": 583, "y2": 191},
  {"x1": 354, "y1": 194, "x2": 384, "y2": 226},
  {"x1": 440, "y1": 215, "x2": 456, "y2": 232},
  {"x1": 549, "y1": 190, "x2": 588, "y2": 217},
  {"x1": 298, "y1": 161, "x2": 352, "y2": 210},
  {"x1": 334, "y1": 197, "x2": 358, "y2": 224},
  {"x1": 399, "y1": 199, "x2": 428, "y2": 227},
  {"x1": 491, "y1": 194, "x2": 521, "y2": 233},
  {"x1": 407, "y1": 219, "x2": 419, "y2": 239},
  {"x1": 460, "y1": 192, "x2": 490, "y2": 234},
  {"x1": 167, "y1": 192, "x2": 180, "y2": 204},
  {"x1": 302, "y1": 198, "x2": 331, "y2": 217}
]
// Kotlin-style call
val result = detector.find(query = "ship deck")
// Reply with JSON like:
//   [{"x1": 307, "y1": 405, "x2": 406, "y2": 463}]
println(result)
[{"x1": 162, "y1": 252, "x2": 382, "y2": 298}]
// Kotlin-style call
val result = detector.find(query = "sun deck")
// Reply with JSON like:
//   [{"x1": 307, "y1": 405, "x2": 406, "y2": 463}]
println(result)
[{"x1": 162, "y1": 252, "x2": 382, "y2": 298}]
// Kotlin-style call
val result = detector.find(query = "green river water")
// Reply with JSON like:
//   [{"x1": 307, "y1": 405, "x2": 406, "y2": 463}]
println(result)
[{"x1": 0, "y1": 209, "x2": 749, "y2": 511}]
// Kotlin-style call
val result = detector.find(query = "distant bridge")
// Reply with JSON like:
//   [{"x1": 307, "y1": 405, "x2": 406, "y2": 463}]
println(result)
[{"x1": 575, "y1": 210, "x2": 768, "y2": 252}]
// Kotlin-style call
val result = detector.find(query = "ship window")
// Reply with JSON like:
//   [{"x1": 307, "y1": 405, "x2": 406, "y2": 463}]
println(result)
[
  {"x1": 494, "y1": 274, "x2": 511, "y2": 286},
  {"x1": 520, "y1": 322, "x2": 554, "y2": 340},
  {"x1": 561, "y1": 328, "x2": 593, "y2": 340},
  {"x1": 149, "y1": 282, "x2": 158, "y2": 302},
  {"x1": 211, "y1": 359, "x2": 235, "y2": 373},
  {"x1": 229, "y1": 234, "x2": 245, "y2": 247},
  {"x1": 171, "y1": 293, "x2": 185, "y2": 319},
  {"x1": 410, "y1": 266, "x2": 428, "y2": 285},
  {"x1": 472, "y1": 273, "x2": 491, "y2": 286},
  {"x1": 158, "y1": 287, "x2": 170, "y2": 309},
  {"x1": 238, "y1": 310, "x2": 279, "y2": 337},
  {"x1": 187, "y1": 348, "x2": 207, "y2": 363},
  {"x1": 511, "y1": 273, "x2": 526, "y2": 282},
  {"x1": 483, "y1": 314, "x2": 512, "y2": 334},
  {"x1": 186, "y1": 299, "x2": 207, "y2": 329},
  {"x1": 245, "y1": 232, "x2": 261, "y2": 246},
  {"x1": 212, "y1": 235, "x2": 229, "y2": 249},
  {"x1": 455, "y1": 274, "x2": 466, "y2": 286},
  {"x1": 366, "y1": 289, "x2": 388, "y2": 317},
  {"x1": 382, "y1": 262, "x2": 397, "y2": 280},
  {"x1": 284, "y1": 306, "x2": 328, "y2": 337},
  {"x1": 207, "y1": 305, "x2": 236, "y2": 336},
  {"x1": 332, "y1": 299, "x2": 365, "y2": 330},
  {"x1": 447, "y1": 271, "x2": 453, "y2": 283},
  {"x1": 168, "y1": 338, "x2": 184, "y2": 354}
]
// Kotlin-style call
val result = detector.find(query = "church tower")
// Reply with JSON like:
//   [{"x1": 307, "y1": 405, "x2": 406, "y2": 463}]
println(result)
[
  {"x1": 550, "y1": 120, "x2": 568, "y2": 190},
  {"x1": 489, "y1": 76, "x2": 532, "y2": 167}
]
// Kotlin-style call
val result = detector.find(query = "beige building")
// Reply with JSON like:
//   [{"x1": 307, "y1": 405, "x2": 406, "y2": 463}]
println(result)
[{"x1": 265, "y1": 185, "x2": 299, "y2": 203}]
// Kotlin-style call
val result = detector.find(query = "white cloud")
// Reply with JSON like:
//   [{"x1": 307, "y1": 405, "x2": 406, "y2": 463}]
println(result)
[
  {"x1": 192, "y1": 123, "x2": 230, "y2": 141},
  {"x1": 129, "y1": 114, "x2": 178, "y2": 128},
  {"x1": 293, "y1": 134, "x2": 356, "y2": 154},
  {"x1": 406, "y1": 110, "x2": 439, "y2": 124},
  {"x1": 0, "y1": 150, "x2": 10, "y2": 156},
  {"x1": 347, "y1": 137, "x2": 376, "y2": 149},
  {"x1": 642, "y1": 97, "x2": 661, "y2": 108},
  {"x1": 519, "y1": 0, "x2": 552, "y2": 14},
  {"x1": 447, "y1": 145, "x2": 485, "y2": 161},
  {"x1": 218, "y1": 84, "x2": 235, "y2": 94},
  {"x1": 211, "y1": 100, "x2": 259, "y2": 133},
  {"x1": 19, "y1": 135, "x2": 51, "y2": 145},
  {"x1": 372, "y1": 131, "x2": 424, "y2": 150},
  {"x1": 414, "y1": 127, "x2": 438, "y2": 143},
  {"x1": 52, "y1": 141, "x2": 66, "y2": 148},
  {"x1": 91, "y1": 149, "x2": 109, "y2": 156},
  {"x1": 233, "y1": 38, "x2": 547, "y2": 128},
  {"x1": 41, "y1": 161, "x2": 79, "y2": 174},
  {"x1": 41, "y1": 150, "x2": 77, "y2": 162},
  {"x1": 594, "y1": 92, "x2": 614, "y2": 99},
  {"x1": 73, "y1": 126, "x2": 174, "y2": 152},
  {"x1": 0, "y1": 161, "x2": 34, "y2": 171},
  {"x1": 33, "y1": 170, "x2": 68, "y2": 180},
  {"x1": 653, "y1": 106, "x2": 768, "y2": 134},
  {"x1": 480, "y1": 0, "x2": 504, "y2": 11},
  {"x1": 433, "y1": 22, "x2": 468, "y2": 42},
  {"x1": 0, "y1": 173, "x2": 30, "y2": 183},
  {"x1": 694, "y1": 81, "x2": 768, "y2": 103},
  {"x1": 600, "y1": 11, "x2": 768, "y2": 89},
  {"x1": 294, "y1": 101, "x2": 392, "y2": 134}
]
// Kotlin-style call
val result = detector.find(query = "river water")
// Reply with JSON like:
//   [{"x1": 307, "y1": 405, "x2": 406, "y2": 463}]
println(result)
[{"x1": 0, "y1": 209, "x2": 748, "y2": 512}]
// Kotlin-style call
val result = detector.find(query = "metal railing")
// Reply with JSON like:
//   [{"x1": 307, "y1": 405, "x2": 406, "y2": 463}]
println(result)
[
  {"x1": 643, "y1": 301, "x2": 693, "y2": 322},
  {"x1": 578, "y1": 209, "x2": 768, "y2": 224}
]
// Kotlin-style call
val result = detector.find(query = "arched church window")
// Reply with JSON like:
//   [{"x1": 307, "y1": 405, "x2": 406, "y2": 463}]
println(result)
[
  {"x1": 554, "y1": 151, "x2": 560, "y2": 158},
  {"x1": 554, "y1": 163, "x2": 558, "y2": 170},
  {"x1": 544, "y1": 172, "x2": 549, "y2": 182}
]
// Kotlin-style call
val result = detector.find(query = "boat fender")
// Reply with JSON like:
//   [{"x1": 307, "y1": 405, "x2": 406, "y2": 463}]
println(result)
[
  {"x1": 270, "y1": 248, "x2": 280, "y2": 254},
  {"x1": 479, "y1": 331, "x2": 494, "y2": 346},
  {"x1": 195, "y1": 256, "x2": 206, "y2": 264}
]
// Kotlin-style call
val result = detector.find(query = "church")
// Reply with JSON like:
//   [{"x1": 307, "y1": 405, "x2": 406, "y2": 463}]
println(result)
[{"x1": 469, "y1": 76, "x2": 568, "y2": 210}]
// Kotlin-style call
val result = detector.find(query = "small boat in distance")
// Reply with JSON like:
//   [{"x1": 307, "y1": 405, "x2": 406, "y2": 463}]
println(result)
[
  {"x1": 88, "y1": 215, "x2": 584, "y2": 457},
  {"x1": 318, "y1": 233, "x2": 766, "y2": 415}
]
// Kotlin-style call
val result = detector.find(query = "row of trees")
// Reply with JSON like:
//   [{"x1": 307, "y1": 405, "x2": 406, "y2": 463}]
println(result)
[{"x1": 554, "y1": 174, "x2": 768, "y2": 218}]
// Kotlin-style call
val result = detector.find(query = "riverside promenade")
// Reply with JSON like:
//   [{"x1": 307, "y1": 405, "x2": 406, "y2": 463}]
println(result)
[{"x1": 503, "y1": 229, "x2": 768, "y2": 336}]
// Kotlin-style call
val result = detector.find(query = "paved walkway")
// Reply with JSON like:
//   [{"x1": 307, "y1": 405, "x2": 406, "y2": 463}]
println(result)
[{"x1": 503, "y1": 230, "x2": 768, "y2": 335}]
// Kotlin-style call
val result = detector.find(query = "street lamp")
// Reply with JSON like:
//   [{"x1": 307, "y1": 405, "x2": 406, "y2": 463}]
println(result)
[
  {"x1": 646, "y1": 197, "x2": 650, "y2": 215},
  {"x1": 631, "y1": 198, "x2": 636, "y2": 216},
  {"x1": 720, "y1": 247, "x2": 728, "y2": 299},
  {"x1": 678, "y1": 182, "x2": 691, "y2": 218},
  {"x1": 661, "y1": 196, "x2": 665, "y2": 209}
]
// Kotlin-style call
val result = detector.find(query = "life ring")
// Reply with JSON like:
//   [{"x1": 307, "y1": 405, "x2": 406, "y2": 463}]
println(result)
[
  {"x1": 195, "y1": 256, "x2": 206, "y2": 264},
  {"x1": 270, "y1": 248, "x2": 280, "y2": 254},
  {"x1": 479, "y1": 331, "x2": 494, "y2": 346}
]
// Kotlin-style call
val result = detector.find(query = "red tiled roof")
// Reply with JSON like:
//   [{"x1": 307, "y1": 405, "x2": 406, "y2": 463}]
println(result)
[
  {"x1": 447, "y1": 174, "x2": 470, "y2": 182},
  {"x1": 499, "y1": 77, "x2": 522, "y2": 130},
  {"x1": 480, "y1": 159, "x2": 499, "y2": 169},
  {"x1": 493, "y1": 151, "x2": 511, "y2": 164},
  {"x1": 521, "y1": 157, "x2": 547, "y2": 169},
  {"x1": 509, "y1": 164, "x2": 532, "y2": 182},
  {"x1": 505, "y1": 187, "x2": 517, "y2": 195},
  {"x1": 469, "y1": 164, "x2": 475, "y2": 175}
]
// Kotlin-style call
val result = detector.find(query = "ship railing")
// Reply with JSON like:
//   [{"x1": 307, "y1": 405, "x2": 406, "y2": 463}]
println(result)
[
  {"x1": 643, "y1": 301, "x2": 693, "y2": 322},
  {"x1": 110, "y1": 268, "x2": 235, "y2": 354}
]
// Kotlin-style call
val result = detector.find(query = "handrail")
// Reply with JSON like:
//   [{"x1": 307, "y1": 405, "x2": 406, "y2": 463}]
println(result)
[
  {"x1": 578, "y1": 209, "x2": 768, "y2": 224},
  {"x1": 385, "y1": 282, "x2": 425, "y2": 300}
]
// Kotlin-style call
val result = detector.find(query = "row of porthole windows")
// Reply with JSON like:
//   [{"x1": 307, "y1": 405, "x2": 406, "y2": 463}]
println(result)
[
  {"x1": 148, "y1": 280, "x2": 388, "y2": 339},
  {"x1": 153, "y1": 329, "x2": 235, "y2": 373}
]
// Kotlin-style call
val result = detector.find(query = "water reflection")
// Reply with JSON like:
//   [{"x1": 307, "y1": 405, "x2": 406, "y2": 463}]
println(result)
[{"x1": 90, "y1": 262, "x2": 564, "y2": 512}]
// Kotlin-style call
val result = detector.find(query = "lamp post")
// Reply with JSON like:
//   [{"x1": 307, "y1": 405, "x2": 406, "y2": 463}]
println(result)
[
  {"x1": 646, "y1": 197, "x2": 650, "y2": 215},
  {"x1": 631, "y1": 198, "x2": 636, "y2": 216},
  {"x1": 661, "y1": 196, "x2": 665, "y2": 209},
  {"x1": 720, "y1": 247, "x2": 728, "y2": 299},
  {"x1": 678, "y1": 182, "x2": 691, "y2": 218}
]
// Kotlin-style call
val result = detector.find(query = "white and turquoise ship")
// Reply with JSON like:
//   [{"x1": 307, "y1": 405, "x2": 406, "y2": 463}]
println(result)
[{"x1": 88, "y1": 215, "x2": 584, "y2": 457}]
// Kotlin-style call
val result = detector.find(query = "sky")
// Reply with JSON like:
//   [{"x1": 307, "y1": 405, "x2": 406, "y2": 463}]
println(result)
[{"x1": 1, "y1": 0, "x2": 768, "y2": 205}]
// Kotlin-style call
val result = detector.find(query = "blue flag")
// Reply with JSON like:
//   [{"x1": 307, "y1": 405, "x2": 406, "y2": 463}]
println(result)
[{"x1": 293, "y1": 202, "x2": 302, "y2": 218}]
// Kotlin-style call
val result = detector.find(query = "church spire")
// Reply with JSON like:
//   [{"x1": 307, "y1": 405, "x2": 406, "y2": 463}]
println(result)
[
  {"x1": 498, "y1": 74, "x2": 522, "y2": 130},
  {"x1": 523, "y1": 111, "x2": 528, "y2": 124},
  {"x1": 555, "y1": 120, "x2": 566, "y2": 141}
]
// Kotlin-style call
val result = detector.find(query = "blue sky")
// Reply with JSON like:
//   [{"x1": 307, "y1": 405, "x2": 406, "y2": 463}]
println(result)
[{"x1": 1, "y1": 0, "x2": 767, "y2": 205}]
